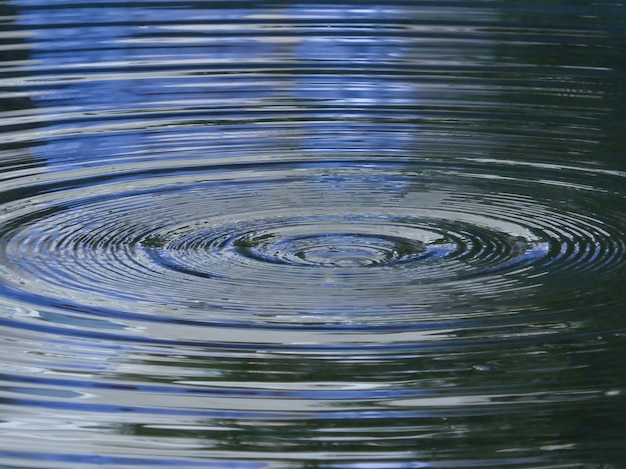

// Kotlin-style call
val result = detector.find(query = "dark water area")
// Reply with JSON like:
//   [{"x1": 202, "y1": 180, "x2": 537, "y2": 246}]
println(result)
[{"x1": 1, "y1": 0, "x2": 626, "y2": 467}]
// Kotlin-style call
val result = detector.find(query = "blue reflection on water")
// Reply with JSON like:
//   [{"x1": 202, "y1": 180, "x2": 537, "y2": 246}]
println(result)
[{"x1": 11, "y1": 1, "x2": 441, "y2": 172}]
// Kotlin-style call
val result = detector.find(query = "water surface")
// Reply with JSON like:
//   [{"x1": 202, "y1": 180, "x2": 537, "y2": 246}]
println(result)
[{"x1": 1, "y1": 1, "x2": 626, "y2": 467}]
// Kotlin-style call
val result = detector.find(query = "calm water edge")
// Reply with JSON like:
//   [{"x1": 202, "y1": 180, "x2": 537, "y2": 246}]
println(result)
[{"x1": 1, "y1": 1, "x2": 626, "y2": 468}]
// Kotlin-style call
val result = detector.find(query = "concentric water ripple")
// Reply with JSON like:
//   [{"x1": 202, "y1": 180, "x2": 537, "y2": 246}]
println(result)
[
  {"x1": 1, "y1": 1, "x2": 626, "y2": 468},
  {"x1": 3, "y1": 160, "x2": 624, "y2": 339}
]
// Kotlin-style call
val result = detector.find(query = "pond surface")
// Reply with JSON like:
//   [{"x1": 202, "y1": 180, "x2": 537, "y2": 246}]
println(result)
[{"x1": 1, "y1": 1, "x2": 626, "y2": 467}]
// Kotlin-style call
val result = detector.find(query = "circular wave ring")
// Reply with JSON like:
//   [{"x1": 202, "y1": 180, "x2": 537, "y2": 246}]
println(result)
[
  {"x1": 149, "y1": 216, "x2": 454, "y2": 272},
  {"x1": 0, "y1": 163, "x2": 624, "y2": 329}
]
